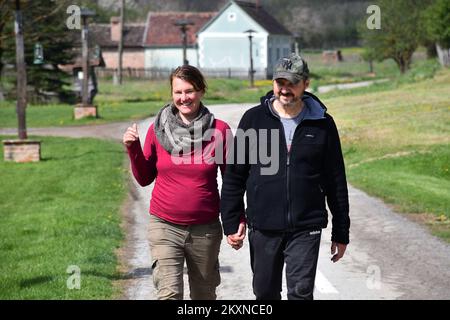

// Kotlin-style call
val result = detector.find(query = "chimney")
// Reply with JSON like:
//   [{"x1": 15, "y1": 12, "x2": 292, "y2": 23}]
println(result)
[{"x1": 110, "y1": 16, "x2": 121, "y2": 42}]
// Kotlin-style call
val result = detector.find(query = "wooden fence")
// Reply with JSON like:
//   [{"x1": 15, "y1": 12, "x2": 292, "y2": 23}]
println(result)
[{"x1": 95, "y1": 67, "x2": 268, "y2": 80}]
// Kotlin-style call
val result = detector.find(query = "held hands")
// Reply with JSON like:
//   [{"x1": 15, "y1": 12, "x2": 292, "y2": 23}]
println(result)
[
  {"x1": 227, "y1": 221, "x2": 246, "y2": 250},
  {"x1": 123, "y1": 123, "x2": 139, "y2": 147},
  {"x1": 331, "y1": 242, "x2": 347, "y2": 263}
]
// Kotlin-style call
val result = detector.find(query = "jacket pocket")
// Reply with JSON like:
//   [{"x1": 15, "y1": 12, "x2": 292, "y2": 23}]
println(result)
[
  {"x1": 251, "y1": 177, "x2": 286, "y2": 230},
  {"x1": 290, "y1": 176, "x2": 326, "y2": 215}
]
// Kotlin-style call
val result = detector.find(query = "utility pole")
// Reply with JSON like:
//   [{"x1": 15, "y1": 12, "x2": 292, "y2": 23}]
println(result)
[
  {"x1": 3, "y1": 0, "x2": 41, "y2": 163},
  {"x1": 81, "y1": 9, "x2": 91, "y2": 107},
  {"x1": 14, "y1": 0, "x2": 27, "y2": 139},
  {"x1": 174, "y1": 19, "x2": 194, "y2": 65},
  {"x1": 244, "y1": 29, "x2": 256, "y2": 88},
  {"x1": 117, "y1": 0, "x2": 124, "y2": 85}
]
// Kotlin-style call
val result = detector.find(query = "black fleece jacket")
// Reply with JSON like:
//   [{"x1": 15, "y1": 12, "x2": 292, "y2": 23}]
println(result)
[{"x1": 220, "y1": 91, "x2": 350, "y2": 244}]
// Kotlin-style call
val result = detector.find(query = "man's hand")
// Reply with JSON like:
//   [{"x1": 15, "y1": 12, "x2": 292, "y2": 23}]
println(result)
[
  {"x1": 331, "y1": 242, "x2": 347, "y2": 263},
  {"x1": 123, "y1": 123, "x2": 139, "y2": 147},
  {"x1": 227, "y1": 221, "x2": 246, "y2": 250}
]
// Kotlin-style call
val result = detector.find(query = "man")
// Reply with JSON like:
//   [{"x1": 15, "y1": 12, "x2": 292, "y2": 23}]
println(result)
[{"x1": 220, "y1": 53, "x2": 350, "y2": 300}]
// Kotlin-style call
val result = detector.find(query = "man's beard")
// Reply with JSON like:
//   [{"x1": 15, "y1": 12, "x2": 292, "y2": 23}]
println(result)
[{"x1": 275, "y1": 93, "x2": 301, "y2": 107}]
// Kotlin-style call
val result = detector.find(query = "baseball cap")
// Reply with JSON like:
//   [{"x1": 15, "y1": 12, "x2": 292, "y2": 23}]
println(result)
[{"x1": 273, "y1": 53, "x2": 309, "y2": 84}]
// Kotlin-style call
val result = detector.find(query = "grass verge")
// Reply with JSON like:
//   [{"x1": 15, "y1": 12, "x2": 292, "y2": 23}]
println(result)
[
  {"x1": 0, "y1": 136, "x2": 128, "y2": 299},
  {"x1": 324, "y1": 68, "x2": 450, "y2": 241}
]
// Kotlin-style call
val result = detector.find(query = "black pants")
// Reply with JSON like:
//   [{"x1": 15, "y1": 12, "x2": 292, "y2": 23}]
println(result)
[{"x1": 249, "y1": 228, "x2": 322, "y2": 300}]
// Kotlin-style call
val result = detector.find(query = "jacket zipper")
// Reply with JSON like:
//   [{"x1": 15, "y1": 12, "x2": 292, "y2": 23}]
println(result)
[
  {"x1": 286, "y1": 150, "x2": 293, "y2": 230},
  {"x1": 283, "y1": 120, "x2": 304, "y2": 231},
  {"x1": 279, "y1": 122, "x2": 294, "y2": 231}
]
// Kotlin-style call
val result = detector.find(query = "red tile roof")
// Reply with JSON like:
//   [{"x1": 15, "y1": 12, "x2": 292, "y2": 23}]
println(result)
[{"x1": 144, "y1": 12, "x2": 216, "y2": 47}]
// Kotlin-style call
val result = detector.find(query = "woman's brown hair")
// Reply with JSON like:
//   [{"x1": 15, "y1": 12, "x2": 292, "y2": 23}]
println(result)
[{"x1": 170, "y1": 65, "x2": 207, "y2": 93}]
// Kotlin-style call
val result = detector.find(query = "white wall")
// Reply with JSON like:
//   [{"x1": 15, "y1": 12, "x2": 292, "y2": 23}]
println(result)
[{"x1": 144, "y1": 48, "x2": 198, "y2": 69}]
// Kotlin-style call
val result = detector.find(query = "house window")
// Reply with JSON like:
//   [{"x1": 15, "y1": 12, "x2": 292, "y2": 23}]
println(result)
[
  {"x1": 269, "y1": 48, "x2": 272, "y2": 62},
  {"x1": 283, "y1": 48, "x2": 289, "y2": 57},
  {"x1": 276, "y1": 48, "x2": 280, "y2": 60},
  {"x1": 256, "y1": 49, "x2": 259, "y2": 57},
  {"x1": 228, "y1": 12, "x2": 236, "y2": 21}
]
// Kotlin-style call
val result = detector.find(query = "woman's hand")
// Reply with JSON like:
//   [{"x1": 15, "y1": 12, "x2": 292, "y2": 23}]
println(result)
[
  {"x1": 123, "y1": 123, "x2": 139, "y2": 147},
  {"x1": 227, "y1": 221, "x2": 246, "y2": 250}
]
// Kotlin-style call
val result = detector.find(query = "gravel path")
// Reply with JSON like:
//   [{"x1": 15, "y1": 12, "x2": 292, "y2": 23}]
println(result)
[
  {"x1": 316, "y1": 79, "x2": 389, "y2": 93},
  {"x1": 3, "y1": 103, "x2": 449, "y2": 300}
]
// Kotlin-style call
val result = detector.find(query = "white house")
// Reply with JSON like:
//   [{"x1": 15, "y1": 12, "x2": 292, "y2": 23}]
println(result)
[
  {"x1": 89, "y1": 1, "x2": 295, "y2": 79},
  {"x1": 143, "y1": 12, "x2": 216, "y2": 69},
  {"x1": 197, "y1": 0, "x2": 294, "y2": 79}
]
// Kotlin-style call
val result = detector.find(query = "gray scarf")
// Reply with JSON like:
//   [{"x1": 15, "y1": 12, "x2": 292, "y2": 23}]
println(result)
[{"x1": 154, "y1": 103, "x2": 214, "y2": 155}]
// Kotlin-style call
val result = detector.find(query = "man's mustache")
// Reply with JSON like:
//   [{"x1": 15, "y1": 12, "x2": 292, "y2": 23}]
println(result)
[{"x1": 278, "y1": 92, "x2": 294, "y2": 97}]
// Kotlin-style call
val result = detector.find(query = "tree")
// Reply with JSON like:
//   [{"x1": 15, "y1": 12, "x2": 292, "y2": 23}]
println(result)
[
  {"x1": 360, "y1": 0, "x2": 427, "y2": 73},
  {"x1": 361, "y1": 47, "x2": 377, "y2": 74},
  {"x1": 423, "y1": 0, "x2": 450, "y2": 48},
  {"x1": 77, "y1": 0, "x2": 116, "y2": 23},
  {"x1": 1, "y1": 0, "x2": 76, "y2": 103},
  {"x1": 422, "y1": 0, "x2": 450, "y2": 66}
]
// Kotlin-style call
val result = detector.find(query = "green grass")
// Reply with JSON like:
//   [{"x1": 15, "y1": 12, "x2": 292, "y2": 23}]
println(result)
[
  {"x1": 0, "y1": 100, "x2": 162, "y2": 128},
  {"x1": 349, "y1": 145, "x2": 449, "y2": 215},
  {"x1": 0, "y1": 50, "x2": 434, "y2": 128},
  {"x1": 0, "y1": 78, "x2": 271, "y2": 128},
  {"x1": 204, "y1": 78, "x2": 271, "y2": 104},
  {"x1": 0, "y1": 136, "x2": 128, "y2": 299},
  {"x1": 324, "y1": 67, "x2": 450, "y2": 241},
  {"x1": 304, "y1": 50, "x2": 435, "y2": 88},
  {"x1": 302, "y1": 50, "x2": 397, "y2": 86},
  {"x1": 319, "y1": 58, "x2": 442, "y2": 99},
  {"x1": 101, "y1": 77, "x2": 273, "y2": 105}
]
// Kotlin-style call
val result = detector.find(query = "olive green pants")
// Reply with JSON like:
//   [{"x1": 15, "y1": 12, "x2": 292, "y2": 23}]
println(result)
[{"x1": 149, "y1": 214, "x2": 223, "y2": 300}]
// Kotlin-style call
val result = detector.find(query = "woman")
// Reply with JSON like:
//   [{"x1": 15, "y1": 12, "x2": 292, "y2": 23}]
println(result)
[{"x1": 123, "y1": 65, "x2": 244, "y2": 300}]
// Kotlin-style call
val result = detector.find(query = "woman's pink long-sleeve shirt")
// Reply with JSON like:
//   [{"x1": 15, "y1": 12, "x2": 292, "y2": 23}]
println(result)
[{"x1": 127, "y1": 119, "x2": 231, "y2": 225}]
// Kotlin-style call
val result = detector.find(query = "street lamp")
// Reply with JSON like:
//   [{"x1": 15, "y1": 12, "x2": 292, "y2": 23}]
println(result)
[
  {"x1": 244, "y1": 29, "x2": 256, "y2": 88},
  {"x1": 72, "y1": 8, "x2": 99, "y2": 120},
  {"x1": 174, "y1": 19, "x2": 195, "y2": 65}
]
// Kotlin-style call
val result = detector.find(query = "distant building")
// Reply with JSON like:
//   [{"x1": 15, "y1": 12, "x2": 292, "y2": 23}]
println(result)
[
  {"x1": 143, "y1": 12, "x2": 216, "y2": 69},
  {"x1": 197, "y1": 0, "x2": 294, "y2": 78},
  {"x1": 90, "y1": 17, "x2": 146, "y2": 69},
  {"x1": 87, "y1": 1, "x2": 294, "y2": 79}
]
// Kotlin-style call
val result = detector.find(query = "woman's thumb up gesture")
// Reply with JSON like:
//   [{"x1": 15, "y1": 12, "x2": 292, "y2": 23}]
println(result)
[{"x1": 123, "y1": 123, "x2": 139, "y2": 147}]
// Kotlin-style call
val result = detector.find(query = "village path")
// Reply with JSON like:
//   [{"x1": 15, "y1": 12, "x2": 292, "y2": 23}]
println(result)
[
  {"x1": 316, "y1": 79, "x2": 389, "y2": 93},
  {"x1": 2, "y1": 103, "x2": 450, "y2": 300}
]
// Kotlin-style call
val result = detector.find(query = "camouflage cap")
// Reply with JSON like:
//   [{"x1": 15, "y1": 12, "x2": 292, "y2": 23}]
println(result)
[{"x1": 273, "y1": 53, "x2": 309, "y2": 84}]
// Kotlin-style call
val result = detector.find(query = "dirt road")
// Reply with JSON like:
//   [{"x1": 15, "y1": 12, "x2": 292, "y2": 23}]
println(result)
[{"x1": 3, "y1": 103, "x2": 449, "y2": 299}]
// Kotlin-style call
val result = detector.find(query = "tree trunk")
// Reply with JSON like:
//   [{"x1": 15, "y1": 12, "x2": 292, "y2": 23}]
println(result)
[
  {"x1": 0, "y1": 60, "x2": 4, "y2": 101},
  {"x1": 425, "y1": 42, "x2": 437, "y2": 58},
  {"x1": 0, "y1": 84, "x2": 4, "y2": 101},
  {"x1": 396, "y1": 57, "x2": 407, "y2": 74},
  {"x1": 117, "y1": 0, "x2": 124, "y2": 85},
  {"x1": 0, "y1": 21, "x2": 4, "y2": 100},
  {"x1": 395, "y1": 53, "x2": 414, "y2": 74},
  {"x1": 436, "y1": 44, "x2": 450, "y2": 67}
]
